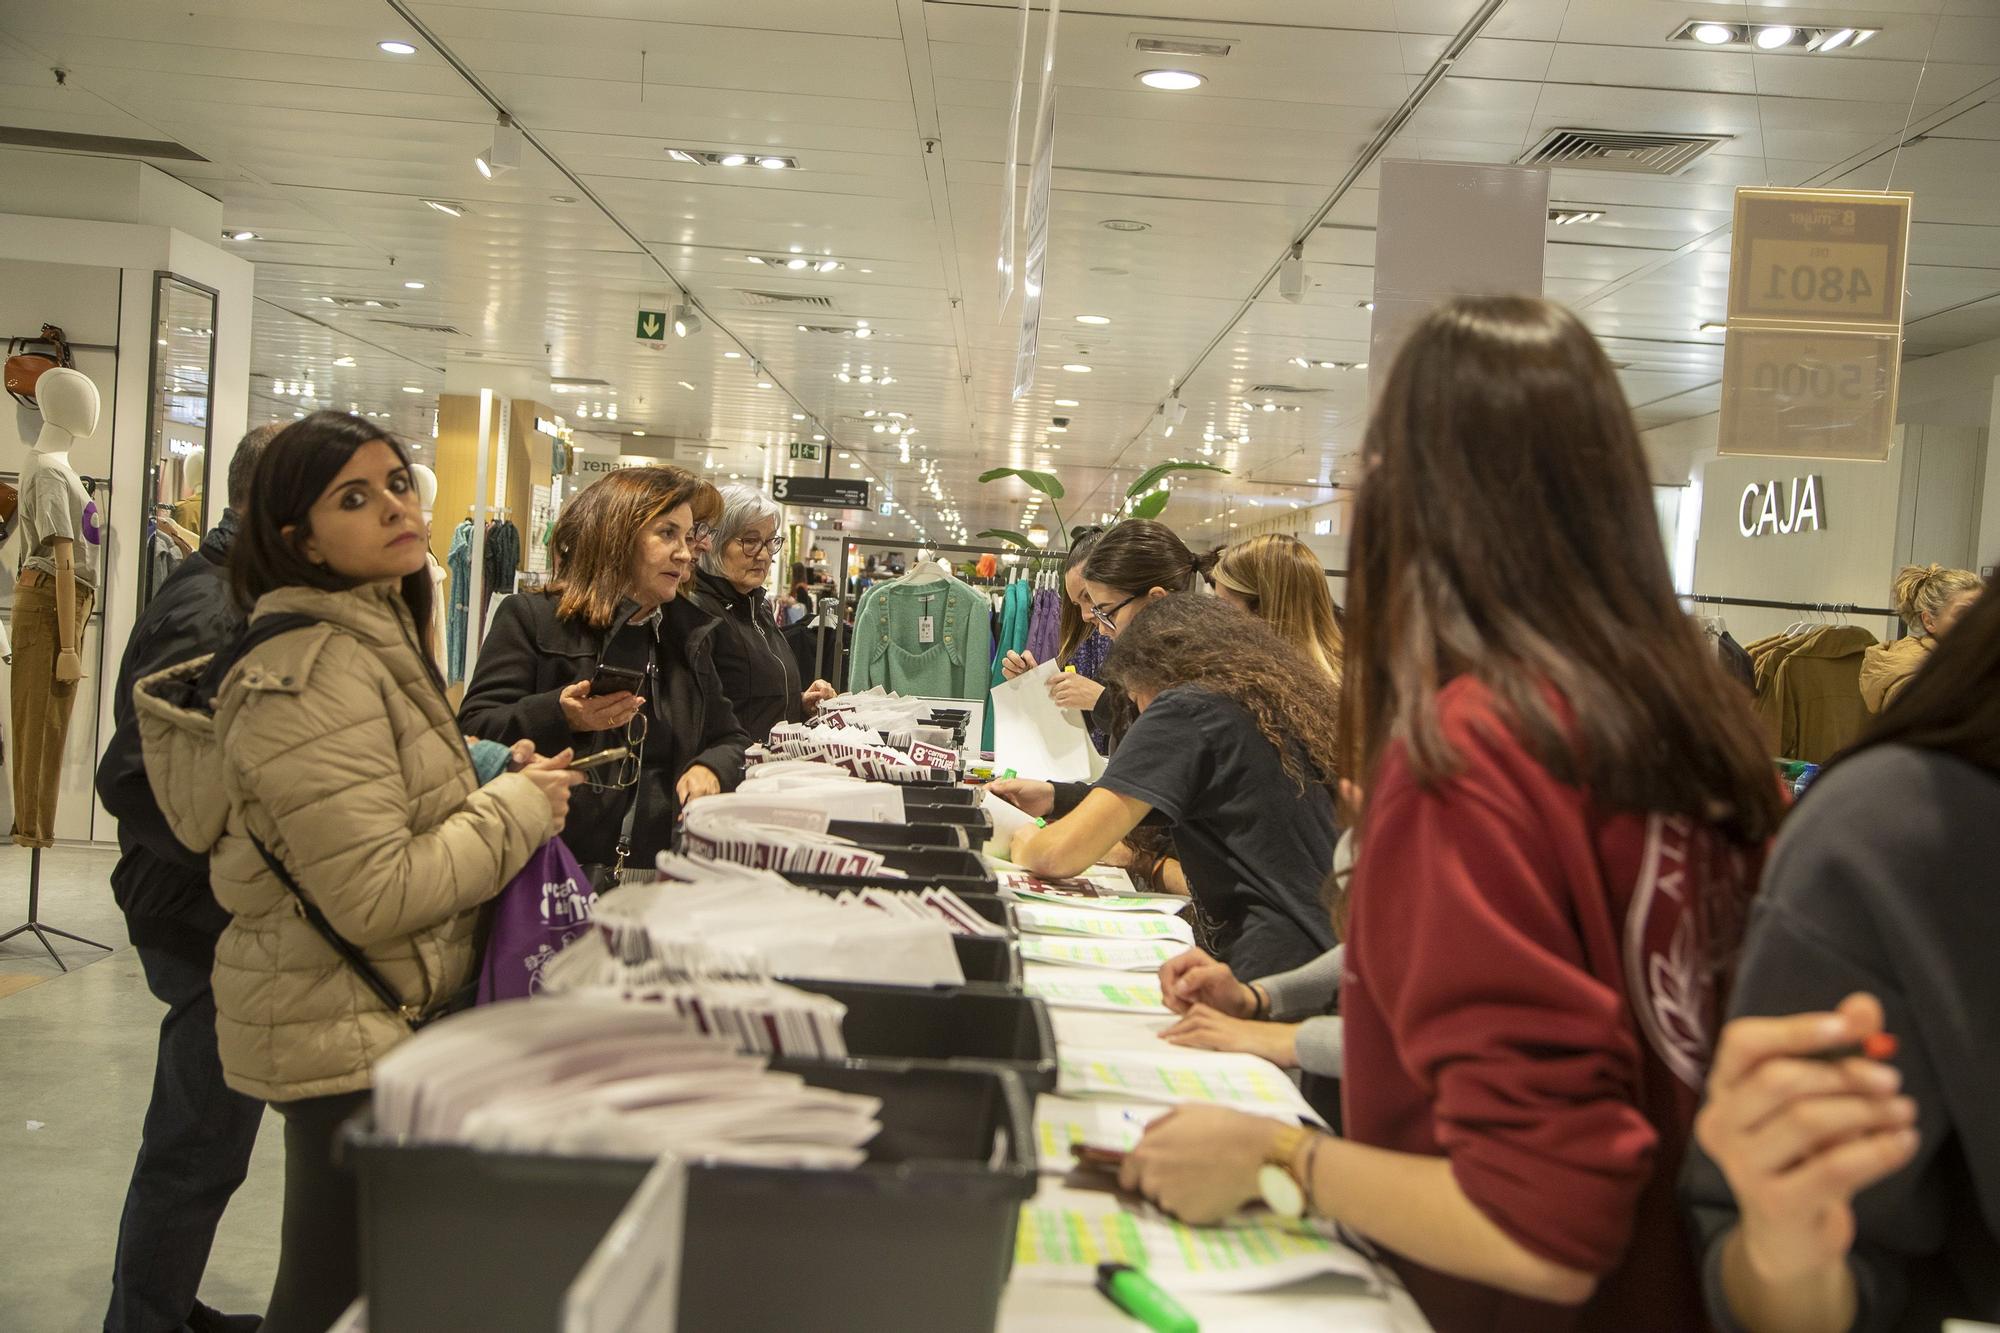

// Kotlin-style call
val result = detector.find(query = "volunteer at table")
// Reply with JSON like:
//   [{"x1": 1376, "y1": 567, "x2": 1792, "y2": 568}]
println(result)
[
  {"x1": 1116, "y1": 296, "x2": 1785, "y2": 1332},
  {"x1": 1009, "y1": 593, "x2": 1340, "y2": 980}
]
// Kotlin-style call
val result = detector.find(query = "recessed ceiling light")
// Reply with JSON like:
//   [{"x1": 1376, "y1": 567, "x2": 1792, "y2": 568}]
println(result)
[
  {"x1": 1100, "y1": 219, "x2": 1150, "y2": 232},
  {"x1": 403, "y1": 280, "x2": 426, "y2": 290},
  {"x1": 378, "y1": 40, "x2": 418, "y2": 55},
  {"x1": 1692, "y1": 22, "x2": 1737, "y2": 44},
  {"x1": 401, "y1": 385, "x2": 423, "y2": 394},
  {"x1": 719, "y1": 153, "x2": 750, "y2": 167},
  {"x1": 224, "y1": 229, "x2": 257, "y2": 242},
  {"x1": 1062, "y1": 363, "x2": 1093, "y2": 373},
  {"x1": 1755, "y1": 24, "x2": 1796, "y2": 49},
  {"x1": 1139, "y1": 69, "x2": 1205, "y2": 91},
  {"x1": 1054, "y1": 398, "x2": 1080, "y2": 407},
  {"x1": 1359, "y1": 300, "x2": 1375, "y2": 311},
  {"x1": 1818, "y1": 27, "x2": 1857, "y2": 51},
  {"x1": 1548, "y1": 208, "x2": 1605, "y2": 226},
  {"x1": 757, "y1": 156, "x2": 790, "y2": 170},
  {"x1": 1074, "y1": 314, "x2": 1111, "y2": 326},
  {"x1": 550, "y1": 194, "x2": 578, "y2": 204},
  {"x1": 757, "y1": 380, "x2": 773, "y2": 389},
  {"x1": 724, "y1": 351, "x2": 742, "y2": 359},
  {"x1": 1698, "y1": 320, "x2": 1728, "y2": 333},
  {"x1": 678, "y1": 380, "x2": 697, "y2": 391},
  {"x1": 334, "y1": 356, "x2": 356, "y2": 367},
  {"x1": 422, "y1": 199, "x2": 466, "y2": 217},
  {"x1": 632, "y1": 430, "x2": 646, "y2": 437}
]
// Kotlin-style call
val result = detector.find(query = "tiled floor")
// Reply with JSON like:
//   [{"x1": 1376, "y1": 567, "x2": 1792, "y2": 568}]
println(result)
[{"x1": 0, "y1": 843, "x2": 283, "y2": 1331}]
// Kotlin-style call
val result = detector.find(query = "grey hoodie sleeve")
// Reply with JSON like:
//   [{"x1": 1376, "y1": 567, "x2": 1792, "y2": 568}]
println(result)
[{"x1": 1260, "y1": 944, "x2": 1344, "y2": 1020}]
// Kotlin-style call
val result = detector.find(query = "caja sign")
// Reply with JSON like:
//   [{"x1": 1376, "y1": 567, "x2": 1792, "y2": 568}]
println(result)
[{"x1": 1738, "y1": 474, "x2": 1825, "y2": 538}]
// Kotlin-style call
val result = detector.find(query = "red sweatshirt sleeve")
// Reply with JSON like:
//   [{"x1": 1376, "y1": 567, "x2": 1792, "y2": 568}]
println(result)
[{"x1": 1353, "y1": 727, "x2": 1659, "y2": 1276}]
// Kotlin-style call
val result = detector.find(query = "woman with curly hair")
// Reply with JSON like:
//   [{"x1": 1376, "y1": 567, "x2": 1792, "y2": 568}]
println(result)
[{"x1": 1010, "y1": 592, "x2": 1340, "y2": 979}]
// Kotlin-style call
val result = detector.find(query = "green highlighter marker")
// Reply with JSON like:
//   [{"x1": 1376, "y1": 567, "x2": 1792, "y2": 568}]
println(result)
[{"x1": 1096, "y1": 1263, "x2": 1198, "y2": 1333}]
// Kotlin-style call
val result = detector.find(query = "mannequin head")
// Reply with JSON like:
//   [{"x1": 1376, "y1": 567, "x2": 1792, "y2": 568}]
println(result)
[
  {"x1": 32, "y1": 367, "x2": 99, "y2": 446},
  {"x1": 409, "y1": 462, "x2": 440, "y2": 519}
]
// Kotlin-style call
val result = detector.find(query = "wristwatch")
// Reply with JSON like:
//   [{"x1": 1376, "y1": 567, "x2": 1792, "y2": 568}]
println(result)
[{"x1": 1258, "y1": 1125, "x2": 1312, "y2": 1219}]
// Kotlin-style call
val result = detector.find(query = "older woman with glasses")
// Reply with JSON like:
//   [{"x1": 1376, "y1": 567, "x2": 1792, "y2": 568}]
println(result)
[
  {"x1": 686, "y1": 484, "x2": 836, "y2": 743},
  {"x1": 460, "y1": 466, "x2": 749, "y2": 886}
]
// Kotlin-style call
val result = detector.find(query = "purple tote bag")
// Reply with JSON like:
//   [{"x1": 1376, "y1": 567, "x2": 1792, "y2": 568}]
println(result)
[{"x1": 477, "y1": 838, "x2": 597, "y2": 1003}]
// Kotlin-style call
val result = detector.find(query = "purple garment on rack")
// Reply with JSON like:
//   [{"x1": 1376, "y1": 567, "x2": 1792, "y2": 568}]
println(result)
[
  {"x1": 1026, "y1": 587, "x2": 1063, "y2": 664},
  {"x1": 1069, "y1": 628, "x2": 1110, "y2": 678}
]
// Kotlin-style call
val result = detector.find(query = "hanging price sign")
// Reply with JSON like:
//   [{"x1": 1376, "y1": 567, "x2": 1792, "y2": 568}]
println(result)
[{"x1": 1720, "y1": 187, "x2": 1911, "y2": 462}]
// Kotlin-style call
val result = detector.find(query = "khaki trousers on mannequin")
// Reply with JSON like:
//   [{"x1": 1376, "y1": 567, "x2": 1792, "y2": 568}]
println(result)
[{"x1": 9, "y1": 570, "x2": 95, "y2": 848}]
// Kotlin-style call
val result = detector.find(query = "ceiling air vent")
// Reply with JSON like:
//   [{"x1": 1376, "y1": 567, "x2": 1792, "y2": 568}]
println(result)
[
  {"x1": 372, "y1": 318, "x2": 464, "y2": 336},
  {"x1": 326, "y1": 296, "x2": 399, "y2": 311},
  {"x1": 1518, "y1": 128, "x2": 1730, "y2": 176},
  {"x1": 0, "y1": 125, "x2": 208, "y2": 161},
  {"x1": 1248, "y1": 384, "x2": 1321, "y2": 396},
  {"x1": 738, "y1": 290, "x2": 837, "y2": 310},
  {"x1": 1133, "y1": 34, "x2": 1234, "y2": 58}
]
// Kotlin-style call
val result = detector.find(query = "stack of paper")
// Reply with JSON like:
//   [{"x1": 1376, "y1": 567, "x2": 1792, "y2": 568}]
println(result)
[
  {"x1": 828, "y1": 883, "x2": 1009, "y2": 938},
  {"x1": 563, "y1": 855, "x2": 966, "y2": 988},
  {"x1": 760, "y1": 721, "x2": 955, "y2": 783},
  {"x1": 1021, "y1": 935, "x2": 1183, "y2": 972},
  {"x1": 1016, "y1": 902, "x2": 1196, "y2": 944},
  {"x1": 1014, "y1": 1195, "x2": 1374, "y2": 1292},
  {"x1": 370, "y1": 998, "x2": 882, "y2": 1167},
  {"x1": 679, "y1": 804, "x2": 890, "y2": 878}
]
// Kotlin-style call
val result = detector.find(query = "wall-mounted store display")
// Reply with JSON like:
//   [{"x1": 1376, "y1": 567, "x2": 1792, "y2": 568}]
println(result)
[{"x1": 139, "y1": 274, "x2": 220, "y2": 610}]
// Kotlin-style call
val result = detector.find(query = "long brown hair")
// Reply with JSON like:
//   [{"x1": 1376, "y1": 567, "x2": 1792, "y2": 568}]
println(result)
[
  {"x1": 1105, "y1": 594, "x2": 1341, "y2": 793},
  {"x1": 1343, "y1": 296, "x2": 1783, "y2": 844},
  {"x1": 1209, "y1": 534, "x2": 1344, "y2": 687},
  {"x1": 551, "y1": 466, "x2": 720, "y2": 629},
  {"x1": 1056, "y1": 527, "x2": 1104, "y2": 665},
  {"x1": 233, "y1": 411, "x2": 434, "y2": 654},
  {"x1": 1841, "y1": 578, "x2": 2000, "y2": 777}
]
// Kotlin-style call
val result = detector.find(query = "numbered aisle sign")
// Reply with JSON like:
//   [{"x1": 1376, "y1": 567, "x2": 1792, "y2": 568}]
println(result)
[{"x1": 1719, "y1": 187, "x2": 1911, "y2": 462}]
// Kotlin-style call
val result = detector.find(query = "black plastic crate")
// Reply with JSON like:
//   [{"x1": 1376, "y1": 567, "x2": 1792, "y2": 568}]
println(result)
[
  {"x1": 789, "y1": 981, "x2": 1056, "y2": 1094},
  {"x1": 827, "y1": 819, "x2": 969, "y2": 850},
  {"x1": 892, "y1": 802, "x2": 993, "y2": 833},
  {"x1": 347, "y1": 1059, "x2": 1035, "y2": 1333},
  {"x1": 874, "y1": 844, "x2": 996, "y2": 887},
  {"x1": 952, "y1": 933, "x2": 1022, "y2": 988},
  {"x1": 898, "y1": 784, "x2": 978, "y2": 808}
]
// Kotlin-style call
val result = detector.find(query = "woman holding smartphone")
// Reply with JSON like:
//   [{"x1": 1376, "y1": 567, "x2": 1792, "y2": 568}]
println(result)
[
  {"x1": 1115, "y1": 298, "x2": 1784, "y2": 1332},
  {"x1": 135, "y1": 412, "x2": 580, "y2": 1331},
  {"x1": 460, "y1": 466, "x2": 749, "y2": 883}
]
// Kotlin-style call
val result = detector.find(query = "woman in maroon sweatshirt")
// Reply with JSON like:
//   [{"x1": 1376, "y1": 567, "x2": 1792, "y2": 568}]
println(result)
[{"x1": 1119, "y1": 296, "x2": 1787, "y2": 1331}]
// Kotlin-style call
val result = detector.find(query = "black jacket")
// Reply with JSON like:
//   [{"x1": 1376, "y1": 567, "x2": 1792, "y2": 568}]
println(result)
[
  {"x1": 1682, "y1": 746, "x2": 2000, "y2": 1332},
  {"x1": 96, "y1": 510, "x2": 244, "y2": 962},
  {"x1": 685, "y1": 567, "x2": 804, "y2": 745},
  {"x1": 458, "y1": 590, "x2": 749, "y2": 867}
]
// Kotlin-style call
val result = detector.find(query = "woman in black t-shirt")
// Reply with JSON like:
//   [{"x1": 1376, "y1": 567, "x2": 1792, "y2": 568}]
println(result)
[{"x1": 1010, "y1": 594, "x2": 1342, "y2": 980}]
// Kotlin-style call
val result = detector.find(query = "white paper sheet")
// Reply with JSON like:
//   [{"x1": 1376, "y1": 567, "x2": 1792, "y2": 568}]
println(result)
[
  {"x1": 1015, "y1": 1195, "x2": 1376, "y2": 1292},
  {"x1": 992, "y1": 659, "x2": 1097, "y2": 782},
  {"x1": 1021, "y1": 935, "x2": 1183, "y2": 973},
  {"x1": 1017, "y1": 903, "x2": 1195, "y2": 943},
  {"x1": 981, "y1": 787, "x2": 1039, "y2": 860}
]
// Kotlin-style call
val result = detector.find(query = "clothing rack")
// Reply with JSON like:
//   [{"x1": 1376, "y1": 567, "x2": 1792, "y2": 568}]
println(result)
[
  {"x1": 831, "y1": 536, "x2": 1065, "y2": 692},
  {"x1": 1679, "y1": 593, "x2": 1897, "y2": 618}
]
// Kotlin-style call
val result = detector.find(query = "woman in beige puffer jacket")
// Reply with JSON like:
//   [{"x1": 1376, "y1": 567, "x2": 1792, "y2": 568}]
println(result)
[
  {"x1": 1860, "y1": 564, "x2": 1985, "y2": 713},
  {"x1": 136, "y1": 412, "x2": 579, "y2": 1333}
]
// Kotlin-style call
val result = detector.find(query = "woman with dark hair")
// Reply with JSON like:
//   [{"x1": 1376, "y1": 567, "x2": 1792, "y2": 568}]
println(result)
[
  {"x1": 460, "y1": 466, "x2": 749, "y2": 883},
  {"x1": 1114, "y1": 297, "x2": 1785, "y2": 1331},
  {"x1": 1685, "y1": 579, "x2": 2000, "y2": 1333},
  {"x1": 999, "y1": 526, "x2": 1112, "y2": 748},
  {"x1": 1009, "y1": 593, "x2": 1340, "y2": 978},
  {"x1": 133, "y1": 411, "x2": 581, "y2": 1331}
]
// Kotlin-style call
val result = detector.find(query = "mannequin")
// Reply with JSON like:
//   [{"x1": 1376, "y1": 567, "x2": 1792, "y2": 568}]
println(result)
[
  {"x1": 410, "y1": 462, "x2": 449, "y2": 668},
  {"x1": 10, "y1": 367, "x2": 100, "y2": 847}
]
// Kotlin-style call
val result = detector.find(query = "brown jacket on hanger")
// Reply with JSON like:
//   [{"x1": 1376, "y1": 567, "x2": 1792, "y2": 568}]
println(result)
[{"x1": 1755, "y1": 625, "x2": 1878, "y2": 763}]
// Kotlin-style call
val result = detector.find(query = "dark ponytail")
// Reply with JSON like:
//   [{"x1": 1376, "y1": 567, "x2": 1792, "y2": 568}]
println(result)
[{"x1": 1081, "y1": 520, "x2": 1201, "y2": 598}]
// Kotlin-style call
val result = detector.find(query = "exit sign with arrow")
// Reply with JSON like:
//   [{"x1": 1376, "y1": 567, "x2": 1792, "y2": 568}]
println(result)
[{"x1": 635, "y1": 309, "x2": 666, "y2": 341}]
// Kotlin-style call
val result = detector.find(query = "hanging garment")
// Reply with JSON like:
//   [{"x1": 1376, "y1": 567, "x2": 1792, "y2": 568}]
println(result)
[
  {"x1": 1715, "y1": 630, "x2": 1755, "y2": 693},
  {"x1": 1756, "y1": 625, "x2": 1877, "y2": 763},
  {"x1": 850, "y1": 576, "x2": 994, "y2": 700},
  {"x1": 147, "y1": 524, "x2": 184, "y2": 594},
  {"x1": 447, "y1": 519, "x2": 473, "y2": 683},
  {"x1": 1025, "y1": 585, "x2": 1064, "y2": 665},
  {"x1": 483, "y1": 519, "x2": 521, "y2": 597}
]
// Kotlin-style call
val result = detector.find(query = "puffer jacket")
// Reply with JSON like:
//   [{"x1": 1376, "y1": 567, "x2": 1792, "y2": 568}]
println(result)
[
  {"x1": 1860, "y1": 634, "x2": 1931, "y2": 714},
  {"x1": 135, "y1": 582, "x2": 554, "y2": 1102}
]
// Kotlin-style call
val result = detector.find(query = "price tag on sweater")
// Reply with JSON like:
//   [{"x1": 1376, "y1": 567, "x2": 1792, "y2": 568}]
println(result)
[{"x1": 918, "y1": 615, "x2": 935, "y2": 644}]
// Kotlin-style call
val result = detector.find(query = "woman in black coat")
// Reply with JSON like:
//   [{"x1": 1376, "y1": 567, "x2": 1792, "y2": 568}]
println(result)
[
  {"x1": 684, "y1": 484, "x2": 836, "y2": 743},
  {"x1": 459, "y1": 466, "x2": 748, "y2": 882}
]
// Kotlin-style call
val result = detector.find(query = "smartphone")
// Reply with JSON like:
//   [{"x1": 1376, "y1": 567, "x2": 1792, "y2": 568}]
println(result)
[
  {"x1": 588, "y1": 664, "x2": 646, "y2": 698},
  {"x1": 569, "y1": 746, "x2": 632, "y2": 773}
]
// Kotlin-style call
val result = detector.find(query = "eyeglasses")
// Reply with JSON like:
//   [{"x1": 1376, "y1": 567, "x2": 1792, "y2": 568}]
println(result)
[
  {"x1": 584, "y1": 711, "x2": 648, "y2": 792},
  {"x1": 735, "y1": 535, "x2": 785, "y2": 557},
  {"x1": 1089, "y1": 593, "x2": 1141, "y2": 631},
  {"x1": 687, "y1": 521, "x2": 715, "y2": 548}
]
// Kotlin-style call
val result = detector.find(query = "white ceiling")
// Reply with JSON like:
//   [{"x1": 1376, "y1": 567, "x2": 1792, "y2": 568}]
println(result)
[{"x1": 2, "y1": 0, "x2": 1996, "y2": 546}]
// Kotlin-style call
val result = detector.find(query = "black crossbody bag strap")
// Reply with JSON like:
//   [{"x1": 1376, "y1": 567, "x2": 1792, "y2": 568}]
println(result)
[{"x1": 249, "y1": 833, "x2": 428, "y2": 1027}]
